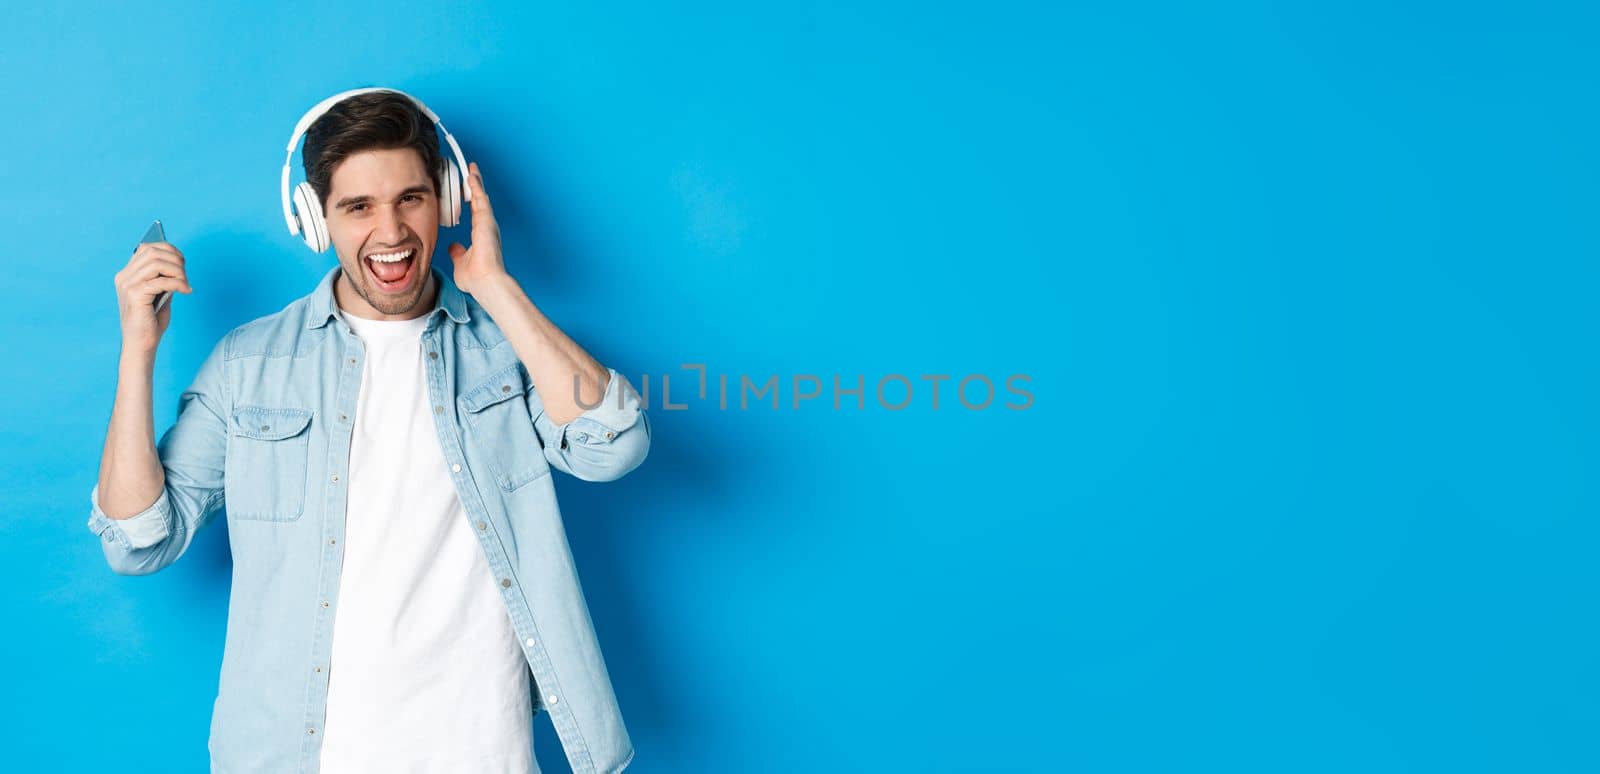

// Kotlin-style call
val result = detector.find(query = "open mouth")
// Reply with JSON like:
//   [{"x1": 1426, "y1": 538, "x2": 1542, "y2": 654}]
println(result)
[{"x1": 363, "y1": 247, "x2": 418, "y2": 293}]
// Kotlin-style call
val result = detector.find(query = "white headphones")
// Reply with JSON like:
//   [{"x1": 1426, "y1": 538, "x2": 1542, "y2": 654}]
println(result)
[{"x1": 279, "y1": 87, "x2": 472, "y2": 253}]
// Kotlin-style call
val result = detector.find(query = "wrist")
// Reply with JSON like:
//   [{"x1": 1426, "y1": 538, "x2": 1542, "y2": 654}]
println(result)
[
  {"x1": 476, "y1": 271, "x2": 525, "y2": 307},
  {"x1": 119, "y1": 343, "x2": 158, "y2": 367}
]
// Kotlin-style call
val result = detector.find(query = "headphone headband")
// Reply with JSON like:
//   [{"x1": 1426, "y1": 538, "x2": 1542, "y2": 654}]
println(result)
[{"x1": 279, "y1": 87, "x2": 471, "y2": 236}]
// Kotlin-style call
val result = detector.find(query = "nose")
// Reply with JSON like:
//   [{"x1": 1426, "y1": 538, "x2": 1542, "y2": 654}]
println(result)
[{"x1": 374, "y1": 205, "x2": 409, "y2": 247}]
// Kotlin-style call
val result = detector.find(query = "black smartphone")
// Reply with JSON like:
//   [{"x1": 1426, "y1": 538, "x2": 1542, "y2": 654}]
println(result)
[{"x1": 139, "y1": 220, "x2": 173, "y2": 313}]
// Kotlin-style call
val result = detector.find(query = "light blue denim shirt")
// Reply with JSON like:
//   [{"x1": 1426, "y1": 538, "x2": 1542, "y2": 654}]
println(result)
[{"x1": 86, "y1": 265, "x2": 649, "y2": 773}]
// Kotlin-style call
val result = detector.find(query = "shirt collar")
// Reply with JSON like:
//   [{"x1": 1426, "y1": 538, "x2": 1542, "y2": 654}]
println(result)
[{"x1": 305, "y1": 264, "x2": 470, "y2": 330}]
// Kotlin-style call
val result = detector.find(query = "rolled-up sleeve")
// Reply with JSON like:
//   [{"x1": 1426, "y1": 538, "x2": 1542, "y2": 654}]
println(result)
[
  {"x1": 87, "y1": 484, "x2": 173, "y2": 551},
  {"x1": 85, "y1": 334, "x2": 230, "y2": 575},
  {"x1": 532, "y1": 367, "x2": 651, "y2": 482}
]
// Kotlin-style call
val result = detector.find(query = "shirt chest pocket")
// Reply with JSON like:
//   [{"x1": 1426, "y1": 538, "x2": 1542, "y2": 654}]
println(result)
[
  {"x1": 459, "y1": 363, "x2": 551, "y2": 492},
  {"x1": 225, "y1": 406, "x2": 314, "y2": 522}
]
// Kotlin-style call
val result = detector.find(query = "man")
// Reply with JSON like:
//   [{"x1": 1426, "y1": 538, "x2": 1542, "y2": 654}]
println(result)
[{"x1": 88, "y1": 90, "x2": 648, "y2": 773}]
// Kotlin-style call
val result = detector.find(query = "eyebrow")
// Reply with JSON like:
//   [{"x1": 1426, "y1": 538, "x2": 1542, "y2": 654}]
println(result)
[{"x1": 333, "y1": 185, "x2": 432, "y2": 211}]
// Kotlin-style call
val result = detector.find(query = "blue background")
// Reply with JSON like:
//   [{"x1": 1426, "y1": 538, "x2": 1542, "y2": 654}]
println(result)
[{"x1": 4, "y1": 1, "x2": 1596, "y2": 771}]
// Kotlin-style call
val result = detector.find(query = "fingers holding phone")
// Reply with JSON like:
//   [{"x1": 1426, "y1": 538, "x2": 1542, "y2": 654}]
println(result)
[{"x1": 116, "y1": 239, "x2": 194, "y2": 354}]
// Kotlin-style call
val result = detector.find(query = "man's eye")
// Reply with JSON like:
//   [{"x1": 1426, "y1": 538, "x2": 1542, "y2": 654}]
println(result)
[
  {"x1": 402, "y1": 194, "x2": 422, "y2": 203},
  {"x1": 348, "y1": 204, "x2": 367, "y2": 213}
]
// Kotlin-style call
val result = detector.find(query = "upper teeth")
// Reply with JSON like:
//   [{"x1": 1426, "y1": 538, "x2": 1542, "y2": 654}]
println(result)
[{"x1": 368, "y1": 249, "x2": 413, "y2": 262}]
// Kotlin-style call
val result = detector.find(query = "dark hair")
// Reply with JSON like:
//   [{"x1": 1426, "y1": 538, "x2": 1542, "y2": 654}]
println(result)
[{"x1": 302, "y1": 91, "x2": 443, "y2": 210}]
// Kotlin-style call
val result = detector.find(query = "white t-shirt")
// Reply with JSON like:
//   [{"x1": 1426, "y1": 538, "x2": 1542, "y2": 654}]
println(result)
[{"x1": 318, "y1": 308, "x2": 537, "y2": 774}]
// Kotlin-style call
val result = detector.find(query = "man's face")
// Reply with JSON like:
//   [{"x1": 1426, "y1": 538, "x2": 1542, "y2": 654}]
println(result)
[{"x1": 324, "y1": 147, "x2": 439, "y2": 319}]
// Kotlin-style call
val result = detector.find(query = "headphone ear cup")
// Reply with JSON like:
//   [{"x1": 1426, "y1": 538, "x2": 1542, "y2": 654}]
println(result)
[
  {"x1": 292, "y1": 182, "x2": 330, "y2": 252},
  {"x1": 439, "y1": 157, "x2": 462, "y2": 228}
]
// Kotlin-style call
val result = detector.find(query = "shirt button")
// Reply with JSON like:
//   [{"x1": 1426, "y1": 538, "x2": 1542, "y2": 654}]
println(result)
[
  {"x1": 330, "y1": 474, "x2": 340, "y2": 483},
  {"x1": 476, "y1": 521, "x2": 487, "y2": 531},
  {"x1": 525, "y1": 637, "x2": 535, "y2": 647},
  {"x1": 339, "y1": 414, "x2": 348, "y2": 422},
  {"x1": 428, "y1": 351, "x2": 438, "y2": 360},
  {"x1": 604, "y1": 430, "x2": 615, "y2": 439},
  {"x1": 434, "y1": 405, "x2": 444, "y2": 414},
  {"x1": 451, "y1": 464, "x2": 461, "y2": 473},
  {"x1": 500, "y1": 578, "x2": 512, "y2": 588},
  {"x1": 308, "y1": 727, "x2": 317, "y2": 735},
  {"x1": 314, "y1": 666, "x2": 322, "y2": 673},
  {"x1": 320, "y1": 600, "x2": 330, "y2": 608},
  {"x1": 501, "y1": 385, "x2": 512, "y2": 393},
  {"x1": 329, "y1": 538, "x2": 337, "y2": 545},
  {"x1": 259, "y1": 425, "x2": 270, "y2": 432},
  {"x1": 348, "y1": 358, "x2": 356, "y2": 365},
  {"x1": 547, "y1": 695, "x2": 559, "y2": 706}
]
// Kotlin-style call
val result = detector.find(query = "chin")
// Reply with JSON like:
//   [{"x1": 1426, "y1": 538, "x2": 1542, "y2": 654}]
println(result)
[{"x1": 340, "y1": 255, "x2": 433, "y2": 316}]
